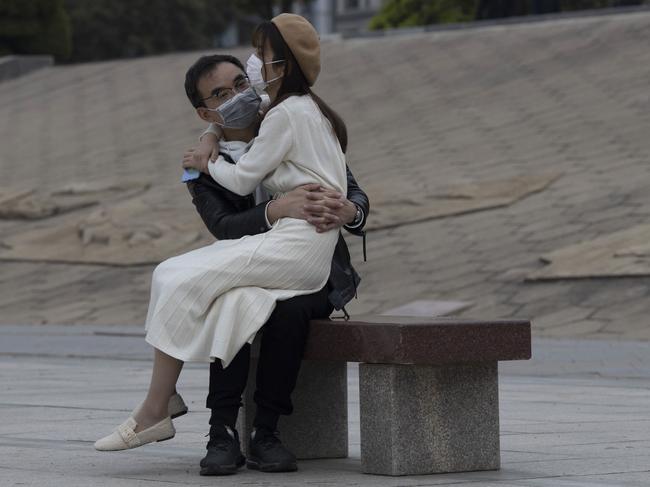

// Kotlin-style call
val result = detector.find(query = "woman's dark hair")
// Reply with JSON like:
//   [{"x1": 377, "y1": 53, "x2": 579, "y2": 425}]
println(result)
[
  {"x1": 252, "y1": 21, "x2": 348, "y2": 153},
  {"x1": 184, "y1": 54, "x2": 245, "y2": 108}
]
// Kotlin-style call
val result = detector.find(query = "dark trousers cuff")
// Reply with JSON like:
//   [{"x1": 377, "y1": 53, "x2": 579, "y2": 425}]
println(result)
[
  {"x1": 210, "y1": 407, "x2": 238, "y2": 430},
  {"x1": 253, "y1": 406, "x2": 280, "y2": 431}
]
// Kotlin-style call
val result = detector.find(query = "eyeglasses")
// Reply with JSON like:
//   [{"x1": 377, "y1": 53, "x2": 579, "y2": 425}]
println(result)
[{"x1": 202, "y1": 76, "x2": 251, "y2": 105}]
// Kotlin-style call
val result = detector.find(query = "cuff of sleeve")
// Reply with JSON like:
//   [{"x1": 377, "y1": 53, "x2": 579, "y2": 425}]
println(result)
[
  {"x1": 199, "y1": 123, "x2": 222, "y2": 142},
  {"x1": 264, "y1": 200, "x2": 273, "y2": 229},
  {"x1": 207, "y1": 156, "x2": 227, "y2": 182},
  {"x1": 345, "y1": 206, "x2": 365, "y2": 229}
]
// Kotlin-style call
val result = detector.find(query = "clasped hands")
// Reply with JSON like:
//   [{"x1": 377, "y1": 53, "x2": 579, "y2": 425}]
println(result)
[
  {"x1": 267, "y1": 183, "x2": 357, "y2": 233},
  {"x1": 181, "y1": 141, "x2": 357, "y2": 233}
]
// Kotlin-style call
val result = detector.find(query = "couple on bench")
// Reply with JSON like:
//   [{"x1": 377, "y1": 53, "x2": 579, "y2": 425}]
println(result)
[{"x1": 93, "y1": 13, "x2": 369, "y2": 476}]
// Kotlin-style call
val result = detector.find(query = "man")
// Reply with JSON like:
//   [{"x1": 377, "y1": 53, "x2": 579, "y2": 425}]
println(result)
[{"x1": 182, "y1": 54, "x2": 369, "y2": 476}]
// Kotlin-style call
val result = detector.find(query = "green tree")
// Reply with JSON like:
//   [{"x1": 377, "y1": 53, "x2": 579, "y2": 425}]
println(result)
[
  {"x1": 369, "y1": 0, "x2": 646, "y2": 30},
  {"x1": 560, "y1": 0, "x2": 643, "y2": 9},
  {"x1": 476, "y1": 0, "x2": 528, "y2": 19},
  {"x1": 0, "y1": 0, "x2": 72, "y2": 61},
  {"x1": 369, "y1": 0, "x2": 479, "y2": 30},
  {"x1": 63, "y1": 0, "x2": 232, "y2": 63},
  {"x1": 61, "y1": 0, "x2": 300, "y2": 63}
]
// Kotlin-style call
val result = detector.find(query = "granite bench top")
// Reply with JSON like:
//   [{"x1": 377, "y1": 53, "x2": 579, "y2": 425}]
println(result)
[{"x1": 302, "y1": 315, "x2": 531, "y2": 365}]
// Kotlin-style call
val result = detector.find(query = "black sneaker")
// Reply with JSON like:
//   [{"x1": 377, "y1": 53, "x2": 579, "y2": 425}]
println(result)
[
  {"x1": 199, "y1": 425, "x2": 246, "y2": 476},
  {"x1": 246, "y1": 427, "x2": 298, "y2": 472}
]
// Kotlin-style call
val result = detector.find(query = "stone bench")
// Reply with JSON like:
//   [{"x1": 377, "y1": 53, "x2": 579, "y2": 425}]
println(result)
[{"x1": 236, "y1": 315, "x2": 531, "y2": 476}]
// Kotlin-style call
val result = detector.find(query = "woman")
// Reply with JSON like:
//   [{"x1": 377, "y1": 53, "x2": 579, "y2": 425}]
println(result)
[{"x1": 94, "y1": 13, "x2": 349, "y2": 451}]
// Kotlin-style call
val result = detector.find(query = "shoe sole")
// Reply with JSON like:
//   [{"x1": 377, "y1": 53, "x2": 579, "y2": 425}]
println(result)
[
  {"x1": 200, "y1": 456, "x2": 245, "y2": 476},
  {"x1": 170, "y1": 408, "x2": 188, "y2": 420},
  {"x1": 246, "y1": 458, "x2": 297, "y2": 473}
]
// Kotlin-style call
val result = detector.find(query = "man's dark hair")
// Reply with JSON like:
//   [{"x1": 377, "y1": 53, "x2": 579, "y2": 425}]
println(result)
[{"x1": 184, "y1": 54, "x2": 245, "y2": 108}]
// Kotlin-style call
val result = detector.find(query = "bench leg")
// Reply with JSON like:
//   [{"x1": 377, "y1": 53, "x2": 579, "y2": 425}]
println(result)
[
  {"x1": 359, "y1": 362, "x2": 500, "y2": 476},
  {"x1": 237, "y1": 358, "x2": 348, "y2": 460}
]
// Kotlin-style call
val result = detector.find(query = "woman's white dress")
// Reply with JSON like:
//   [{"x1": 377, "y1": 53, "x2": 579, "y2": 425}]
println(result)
[{"x1": 144, "y1": 95, "x2": 348, "y2": 367}]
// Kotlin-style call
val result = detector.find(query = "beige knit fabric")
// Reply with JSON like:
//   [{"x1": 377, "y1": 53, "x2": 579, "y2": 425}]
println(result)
[{"x1": 272, "y1": 13, "x2": 320, "y2": 86}]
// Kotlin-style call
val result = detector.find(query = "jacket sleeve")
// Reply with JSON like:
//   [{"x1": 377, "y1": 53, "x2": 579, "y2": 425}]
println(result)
[
  {"x1": 343, "y1": 165, "x2": 370, "y2": 236},
  {"x1": 186, "y1": 178, "x2": 270, "y2": 240}
]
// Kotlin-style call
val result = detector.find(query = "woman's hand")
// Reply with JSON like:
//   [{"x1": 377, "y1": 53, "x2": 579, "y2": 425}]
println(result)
[
  {"x1": 182, "y1": 135, "x2": 220, "y2": 174},
  {"x1": 182, "y1": 149, "x2": 207, "y2": 174},
  {"x1": 267, "y1": 184, "x2": 357, "y2": 232}
]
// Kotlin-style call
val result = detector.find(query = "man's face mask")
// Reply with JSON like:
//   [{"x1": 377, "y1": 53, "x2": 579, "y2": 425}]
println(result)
[
  {"x1": 246, "y1": 54, "x2": 284, "y2": 94},
  {"x1": 207, "y1": 87, "x2": 262, "y2": 129}
]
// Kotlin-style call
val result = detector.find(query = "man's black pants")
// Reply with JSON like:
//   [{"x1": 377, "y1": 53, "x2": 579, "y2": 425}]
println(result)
[{"x1": 206, "y1": 285, "x2": 333, "y2": 434}]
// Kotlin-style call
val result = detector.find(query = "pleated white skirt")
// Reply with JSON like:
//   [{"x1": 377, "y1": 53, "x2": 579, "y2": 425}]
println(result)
[{"x1": 144, "y1": 217, "x2": 338, "y2": 368}]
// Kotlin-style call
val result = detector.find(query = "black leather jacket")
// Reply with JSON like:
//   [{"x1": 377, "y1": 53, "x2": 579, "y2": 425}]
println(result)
[{"x1": 186, "y1": 160, "x2": 369, "y2": 310}]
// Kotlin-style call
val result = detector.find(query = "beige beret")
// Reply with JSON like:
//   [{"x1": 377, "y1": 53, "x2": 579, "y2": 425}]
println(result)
[{"x1": 271, "y1": 13, "x2": 320, "y2": 86}]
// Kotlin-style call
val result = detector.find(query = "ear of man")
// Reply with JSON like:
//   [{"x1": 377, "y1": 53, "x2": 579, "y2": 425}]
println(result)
[{"x1": 197, "y1": 107, "x2": 217, "y2": 124}]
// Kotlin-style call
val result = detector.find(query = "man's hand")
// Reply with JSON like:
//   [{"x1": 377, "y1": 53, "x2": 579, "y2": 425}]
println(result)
[
  {"x1": 305, "y1": 187, "x2": 357, "y2": 232},
  {"x1": 267, "y1": 184, "x2": 357, "y2": 232}
]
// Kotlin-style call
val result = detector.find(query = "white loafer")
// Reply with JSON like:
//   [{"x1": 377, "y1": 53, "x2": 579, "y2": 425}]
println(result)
[
  {"x1": 168, "y1": 393, "x2": 188, "y2": 419},
  {"x1": 94, "y1": 416, "x2": 175, "y2": 451},
  {"x1": 131, "y1": 393, "x2": 188, "y2": 420}
]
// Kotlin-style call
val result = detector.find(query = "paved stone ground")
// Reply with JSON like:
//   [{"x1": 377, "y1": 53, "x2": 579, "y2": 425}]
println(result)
[
  {"x1": 1, "y1": 10, "x2": 650, "y2": 338},
  {"x1": 1, "y1": 324, "x2": 650, "y2": 486}
]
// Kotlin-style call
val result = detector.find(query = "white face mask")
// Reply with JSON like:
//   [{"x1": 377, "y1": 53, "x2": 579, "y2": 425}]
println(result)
[{"x1": 246, "y1": 54, "x2": 284, "y2": 93}]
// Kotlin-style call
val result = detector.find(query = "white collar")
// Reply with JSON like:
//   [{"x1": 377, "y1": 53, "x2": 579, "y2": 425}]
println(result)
[{"x1": 220, "y1": 140, "x2": 253, "y2": 162}]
